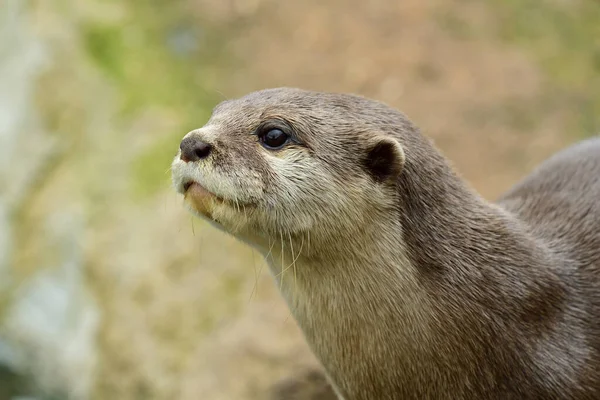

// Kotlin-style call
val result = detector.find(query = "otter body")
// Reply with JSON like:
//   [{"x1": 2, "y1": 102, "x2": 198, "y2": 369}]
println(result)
[{"x1": 171, "y1": 88, "x2": 600, "y2": 399}]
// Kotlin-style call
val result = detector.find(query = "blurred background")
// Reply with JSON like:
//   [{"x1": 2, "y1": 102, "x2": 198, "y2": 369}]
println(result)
[{"x1": 1, "y1": 0, "x2": 599, "y2": 399}]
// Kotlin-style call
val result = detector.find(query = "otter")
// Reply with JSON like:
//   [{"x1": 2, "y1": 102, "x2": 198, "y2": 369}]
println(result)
[{"x1": 171, "y1": 88, "x2": 600, "y2": 399}]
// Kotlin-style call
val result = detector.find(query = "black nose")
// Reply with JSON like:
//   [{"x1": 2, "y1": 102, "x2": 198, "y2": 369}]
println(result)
[{"x1": 180, "y1": 136, "x2": 212, "y2": 162}]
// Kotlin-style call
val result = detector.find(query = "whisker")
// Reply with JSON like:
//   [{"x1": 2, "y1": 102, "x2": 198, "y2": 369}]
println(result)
[
  {"x1": 214, "y1": 89, "x2": 228, "y2": 101},
  {"x1": 289, "y1": 232, "x2": 295, "y2": 301},
  {"x1": 249, "y1": 249, "x2": 259, "y2": 302},
  {"x1": 279, "y1": 230, "x2": 285, "y2": 290},
  {"x1": 292, "y1": 232, "x2": 304, "y2": 314},
  {"x1": 216, "y1": 176, "x2": 224, "y2": 199},
  {"x1": 295, "y1": 233, "x2": 305, "y2": 288},
  {"x1": 255, "y1": 255, "x2": 266, "y2": 299},
  {"x1": 274, "y1": 235, "x2": 303, "y2": 278},
  {"x1": 265, "y1": 237, "x2": 276, "y2": 262}
]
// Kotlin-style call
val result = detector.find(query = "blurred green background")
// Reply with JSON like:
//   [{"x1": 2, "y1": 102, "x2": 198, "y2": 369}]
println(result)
[{"x1": 1, "y1": 0, "x2": 599, "y2": 399}]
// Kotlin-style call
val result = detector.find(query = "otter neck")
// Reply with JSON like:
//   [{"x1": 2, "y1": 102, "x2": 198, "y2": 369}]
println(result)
[
  {"x1": 259, "y1": 141, "x2": 564, "y2": 398},
  {"x1": 262, "y1": 213, "x2": 430, "y2": 398}
]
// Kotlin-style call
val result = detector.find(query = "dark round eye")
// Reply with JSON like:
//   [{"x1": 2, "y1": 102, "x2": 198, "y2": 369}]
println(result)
[{"x1": 260, "y1": 128, "x2": 289, "y2": 149}]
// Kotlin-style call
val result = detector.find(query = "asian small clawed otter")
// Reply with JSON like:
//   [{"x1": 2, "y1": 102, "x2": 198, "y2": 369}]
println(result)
[{"x1": 171, "y1": 88, "x2": 600, "y2": 399}]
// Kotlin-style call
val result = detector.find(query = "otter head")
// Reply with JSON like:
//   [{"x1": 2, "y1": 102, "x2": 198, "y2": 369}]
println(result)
[{"x1": 171, "y1": 88, "x2": 406, "y2": 254}]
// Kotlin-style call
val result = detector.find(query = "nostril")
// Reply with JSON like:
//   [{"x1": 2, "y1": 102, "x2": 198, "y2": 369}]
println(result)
[
  {"x1": 180, "y1": 136, "x2": 212, "y2": 162},
  {"x1": 194, "y1": 142, "x2": 212, "y2": 159}
]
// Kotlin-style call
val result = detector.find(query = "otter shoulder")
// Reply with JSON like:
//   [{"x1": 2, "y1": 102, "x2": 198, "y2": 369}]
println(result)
[{"x1": 497, "y1": 137, "x2": 600, "y2": 269}]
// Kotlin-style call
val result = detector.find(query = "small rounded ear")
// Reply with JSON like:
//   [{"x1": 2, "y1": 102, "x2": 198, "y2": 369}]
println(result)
[{"x1": 363, "y1": 136, "x2": 405, "y2": 182}]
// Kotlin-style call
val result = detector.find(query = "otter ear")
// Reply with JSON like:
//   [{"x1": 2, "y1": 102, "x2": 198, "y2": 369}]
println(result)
[{"x1": 363, "y1": 137, "x2": 405, "y2": 182}]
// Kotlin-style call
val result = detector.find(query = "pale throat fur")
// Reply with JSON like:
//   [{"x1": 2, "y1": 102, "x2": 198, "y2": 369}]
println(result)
[{"x1": 171, "y1": 88, "x2": 593, "y2": 398}]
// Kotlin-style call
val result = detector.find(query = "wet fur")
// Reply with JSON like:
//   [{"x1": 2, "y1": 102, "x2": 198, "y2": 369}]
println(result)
[{"x1": 171, "y1": 88, "x2": 600, "y2": 399}]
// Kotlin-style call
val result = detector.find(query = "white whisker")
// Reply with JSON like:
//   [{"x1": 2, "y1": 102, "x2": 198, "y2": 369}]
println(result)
[
  {"x1": 279, "y1": 230, "x2": 285, "y2": 290},
  {"x1": 249, "y1": 249, "x2": 259, "y2": 302}
]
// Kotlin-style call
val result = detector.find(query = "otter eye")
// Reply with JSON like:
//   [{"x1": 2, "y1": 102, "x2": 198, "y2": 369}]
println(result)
[{"x1": 259, "y1": 128, "x2": 289, "y2": 150}]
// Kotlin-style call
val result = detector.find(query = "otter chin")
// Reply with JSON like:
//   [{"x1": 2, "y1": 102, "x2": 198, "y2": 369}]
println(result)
[
  {"x1": 181, "y1": 181, "x2": 219, "y2": 215},
  {"x1": 172, "y1": 87, "x2": 600, "y2": 400}
]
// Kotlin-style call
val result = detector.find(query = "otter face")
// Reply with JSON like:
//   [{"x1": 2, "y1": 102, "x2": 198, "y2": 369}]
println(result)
[{"x1": 171, "y1": 88, "x2": 405, "y2": 250}]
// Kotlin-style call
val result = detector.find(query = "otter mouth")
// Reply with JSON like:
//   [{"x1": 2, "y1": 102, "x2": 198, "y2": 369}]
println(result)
[
  {"x1": 183, "y1": 180, "x2": 202, "y2": 194},
  {"x1": 182, "y1": 180, "x2": 223, "y2": 202},
  {"x1": 182, "y1": 180, "x2": 254, "y2": 209}
]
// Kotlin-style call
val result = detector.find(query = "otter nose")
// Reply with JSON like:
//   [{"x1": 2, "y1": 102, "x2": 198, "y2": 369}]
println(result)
[{"x1": 179, "y1": 136, "x2": 212, "y2": 162}]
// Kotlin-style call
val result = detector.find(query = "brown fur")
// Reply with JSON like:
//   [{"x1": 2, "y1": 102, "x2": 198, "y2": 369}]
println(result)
[{"x1": 171, "y1": 88, "x2": 600, "y2": 399}]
